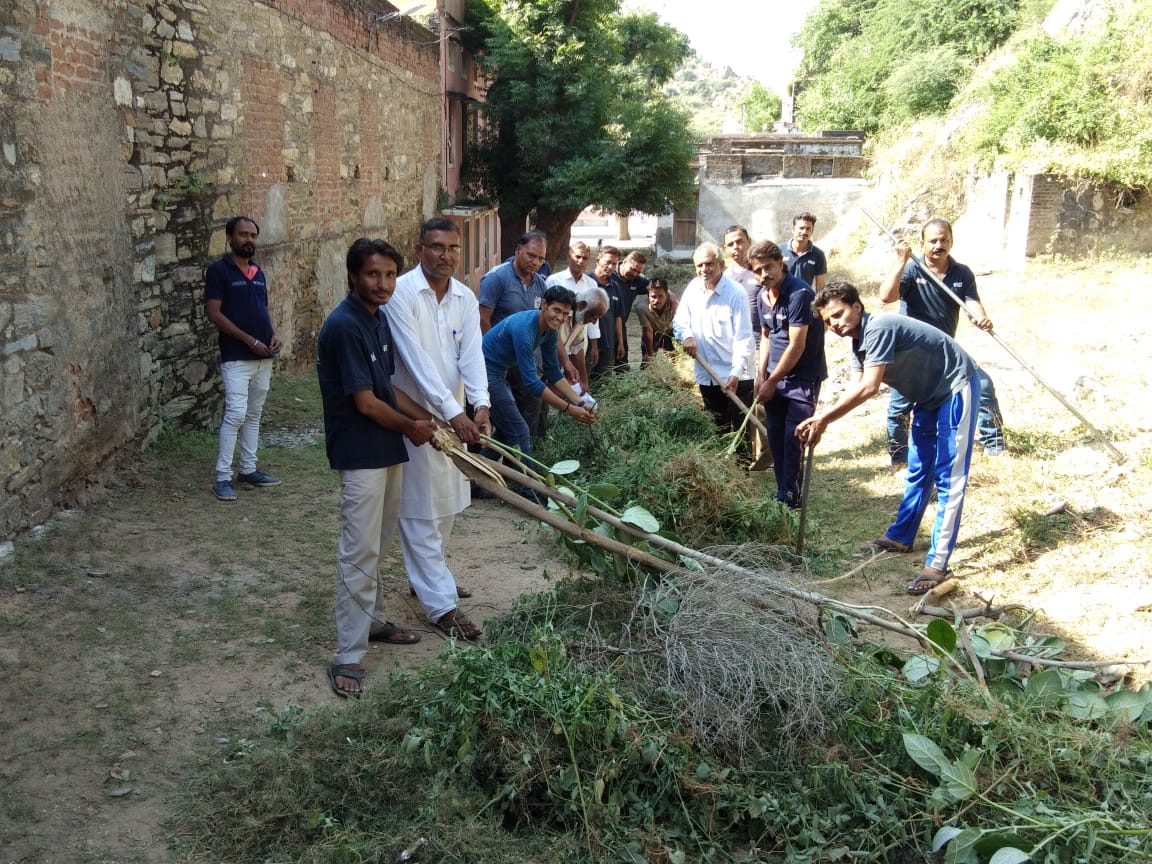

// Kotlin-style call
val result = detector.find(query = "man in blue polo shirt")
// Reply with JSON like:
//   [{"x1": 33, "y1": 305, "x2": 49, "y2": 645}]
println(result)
[
  {"x1": 204, "y1": 216, "x2": 282, "y2": 501},
  {"x1": 482, "y1": 286, "x2": 596, "y2": 460},
  {"x1": 749, "y1": 241, "x2": 826, "y2": 508},
  {"x1": 479, "y1": 231, "x2": 549, "y2": 435},
  {"x1": 316, "y1": 238, "x2": 439, "y2": 698},
  {"x1": 779, "y1": 212, "x2": 827, "y2": 291},
  {"x1": 879, "y1": 218, "x2": 1006, "y2": 465},
  {"x1": 797, "y1": 283, "x2": 979, "y2": 596}
]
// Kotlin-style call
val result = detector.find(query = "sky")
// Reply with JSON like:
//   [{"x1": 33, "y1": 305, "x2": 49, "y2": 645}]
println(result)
[{"x1": 625, "y1": 0, "x2": 820, "y2": 95}]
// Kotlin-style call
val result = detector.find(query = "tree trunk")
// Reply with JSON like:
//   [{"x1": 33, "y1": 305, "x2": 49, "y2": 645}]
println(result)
[
  {"x1": 533, "y1": 206, "x2": 584, "y2": 271},
  {"x1": 615, "y1": 212, "x2": 631, "y2": 241},
  {"x1": 498, "y1": 211, "x2": 528, "y2": 260}
]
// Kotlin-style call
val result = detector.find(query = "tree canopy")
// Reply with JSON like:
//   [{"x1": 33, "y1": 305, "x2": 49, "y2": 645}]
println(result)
[{"x1": 464, "y1": 0, "x2": 698, "y2": 260}]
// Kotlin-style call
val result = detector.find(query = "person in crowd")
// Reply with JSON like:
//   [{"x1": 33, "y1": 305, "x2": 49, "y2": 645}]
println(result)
[
  {"x1": 779, "y1": 212, "x2": 827, "y2": 291},
  {"x1": 479, "y1": 231, "x2": 549, "y2": 435},
  {"x1": 588, "y1": 245, "x2": 623, "y2": 381},
  {"x1": 483, "y1": 285, "x2": 597, "y2": 459},
  {"x1": 878, "y1": 218, "x2": 1006, "y2": 465},
  {"x1": 205, "y1": 216, "x2": 282, "y2": 501},
  {"x1": 672, "y1": 242, "x2": 756, "y2": 465},
  {"x1": 797, "y1": 283, "x2": 980, "y2": 596},
  {"x1": 547, "y1": 241, "x2": 603, "y2": 390},
  {"x1": 316, "y1": 238, "x2": 439, "y2": 698},
  {"x1": 723, "y1": 224, "x2": 773, "y2": 470},
  {"x1": 636, "y1": 277, "x2": 678, "y2": 364},
  {"x1": 748, "y1": 241, "x2": 826, "y2": 508},
  {"x1": 388, "y1": 218, "x2": 489, "y2": 642},
  {"x1": 609, "y1": 250, "x2": 650, "y2": 371}
]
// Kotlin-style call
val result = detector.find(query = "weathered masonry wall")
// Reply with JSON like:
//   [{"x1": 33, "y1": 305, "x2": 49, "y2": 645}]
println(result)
[{"x1": 0, "y1": 0, "x2": 441, "y2": 536}]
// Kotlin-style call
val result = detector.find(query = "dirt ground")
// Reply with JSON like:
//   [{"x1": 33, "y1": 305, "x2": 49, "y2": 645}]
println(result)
[{"x1": 3, "y1": 256, "x2": 1152, "y2": 863}]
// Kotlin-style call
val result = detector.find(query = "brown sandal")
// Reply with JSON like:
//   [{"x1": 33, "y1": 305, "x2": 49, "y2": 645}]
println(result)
[
  {"x1": 368, "y1": 622, "x2": 422, "y2": 644},
  {"x1": 859, "y1": 536, "x2": 913, "y2": 554},
  {"x1": 434, "y1": 609, "x2": 483, "y2": 641}
]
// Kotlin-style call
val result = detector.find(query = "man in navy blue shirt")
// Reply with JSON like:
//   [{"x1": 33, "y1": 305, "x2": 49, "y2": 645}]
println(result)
[
  {"x1": 798, "y1": 283, "x2": 980, "y2": 595},
  {"x1": 749, "y1": 241, "x2": 826, "y2": 507},
  {"x1": 204, "y1": 216, "x2": 282, "y2": 501},
  {"x1": 316, "y1": 238, "x2": 439, "y2": 698},
  {"x1": 779, "y1": 212, "x2": 827, "y2": 291},
  {"x1": 879, "y1": 219, "x2": 1005, "y2": 464},
  {"x1": 609, "y1": 250, "x2": 650, "y2": 372}
]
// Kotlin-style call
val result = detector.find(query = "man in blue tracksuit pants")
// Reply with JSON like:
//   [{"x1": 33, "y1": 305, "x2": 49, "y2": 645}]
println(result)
[{"x1": 797, "y1": 283, "x2": 979, "y2": 595}]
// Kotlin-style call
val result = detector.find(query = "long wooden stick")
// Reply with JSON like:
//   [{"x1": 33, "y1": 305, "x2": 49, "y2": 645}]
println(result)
[
  {"x1": 692, "y1": 354, "x2": 769, "y2": 439},
  {"x1": 450, "y1": 449, "x2": 1152, "y2": 670}
]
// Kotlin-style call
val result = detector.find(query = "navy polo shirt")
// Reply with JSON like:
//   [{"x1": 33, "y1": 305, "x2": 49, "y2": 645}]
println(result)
[
  {"x1": 757, "y1": 274, "x2": 827, "y2": 383},
  {"x1": 610, "y1": 271, "x2": 650, "y2": 326},
  {"x1": 779, "y1": 242, "x2": 827, "y2": 289},
  {"x1": 898, "y1": 258, "x2": 979, "y2": 337},
  {"x1": 316, "y1": 296, "x2": 409, "y2": 471},
  {"x1": 479, "y1": 261, "x2": 546, "y2": 327},
  {"x1": 204, "y1": 255, "x2": 275, "y2": 361}
]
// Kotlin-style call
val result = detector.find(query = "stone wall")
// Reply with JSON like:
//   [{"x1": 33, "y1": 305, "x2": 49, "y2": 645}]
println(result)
[{"x1": 0, "y1": 0, "x2": 441, "y2": 537}]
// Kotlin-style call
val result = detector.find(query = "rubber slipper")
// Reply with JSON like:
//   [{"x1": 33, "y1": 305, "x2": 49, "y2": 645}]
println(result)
[
  {"x1": 907, "y1": 568, "x2": 950, "y2": 596},
  {"x1": 327, "y1": 663, "x2": 365, "y2": 699},
  {"x1": 368, "y1": 622, "x2": 422, "y2": 644},
  {"x1": 433, "y1": 609, "x2": 483, "y2": 641},
  {"x1": 860, "y1": 536, "x2": 913, "y2": 554}
]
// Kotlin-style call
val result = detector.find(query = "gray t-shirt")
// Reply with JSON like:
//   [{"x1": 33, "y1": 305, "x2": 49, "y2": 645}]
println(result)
[{"x1": 851, "y1": 312, "x2": 976, "y2": 410}]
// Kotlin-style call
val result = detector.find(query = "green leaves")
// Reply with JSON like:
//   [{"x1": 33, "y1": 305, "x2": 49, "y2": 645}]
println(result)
[
  {"x1": 902, "y1": 733, "x2": 978, "y2": 802},
  {"x1": 619, "y1": 505, "x2": 659, "y2": 534}
]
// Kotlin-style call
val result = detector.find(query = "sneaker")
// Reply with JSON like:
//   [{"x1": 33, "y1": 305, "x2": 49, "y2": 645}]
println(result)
[
  {"x1": 212, "y1": 479, "x2": 237, "y2": 501},
  {"x1": 237, "y1": 470, "x2": 281, "y2": 487}
]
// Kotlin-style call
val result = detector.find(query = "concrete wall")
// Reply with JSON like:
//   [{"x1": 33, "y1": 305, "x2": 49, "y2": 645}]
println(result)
[
  {"x1": 0, "y1": 0, "x2": 441, "y2": 536},
  {"x1": 691, "y1": 178, "x2": 870, "y2": 254}
]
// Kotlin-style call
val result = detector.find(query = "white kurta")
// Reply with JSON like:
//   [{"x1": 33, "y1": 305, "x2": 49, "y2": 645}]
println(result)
[{"x1": 388, "y1": 268, "x2": 490, "y2": 521}]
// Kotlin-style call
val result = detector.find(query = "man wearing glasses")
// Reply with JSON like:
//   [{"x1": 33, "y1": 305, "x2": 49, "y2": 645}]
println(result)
[{"x1": 387, "y1": 218, "x2": 491, "y2": 641}]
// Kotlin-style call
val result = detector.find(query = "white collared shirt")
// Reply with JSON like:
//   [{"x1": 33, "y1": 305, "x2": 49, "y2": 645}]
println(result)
[{"x1": 672, "y1": 274, "x2": 755, "y2": 385}]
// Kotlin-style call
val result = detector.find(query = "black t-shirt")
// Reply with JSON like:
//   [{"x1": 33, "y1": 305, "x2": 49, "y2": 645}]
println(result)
[{"x1": 316, "y1": 296, "x2": 409, "y2": 470}]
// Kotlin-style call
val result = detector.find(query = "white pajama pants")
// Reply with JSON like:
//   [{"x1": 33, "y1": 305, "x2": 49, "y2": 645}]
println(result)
[{"x1": 399, "y1": 514, "x2": 457, "y2": 623}]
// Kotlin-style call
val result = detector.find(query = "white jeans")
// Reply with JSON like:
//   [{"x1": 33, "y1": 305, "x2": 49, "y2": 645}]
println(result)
[
  {"x1": 215, "y1": 359, "x2": 274, "y2": 481},
  {"x1": 333, "y1": 465, "x2": 402, "y2": 666},
  {"x1": 400, "y1": 514, "x2": 457, "y2": 622}
]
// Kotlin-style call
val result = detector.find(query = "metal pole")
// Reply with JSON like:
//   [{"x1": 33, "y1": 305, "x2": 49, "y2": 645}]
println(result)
[
  {"x1": 860, "y1": 207, "x2": 1124, "y2": 464},
  {"x1": 796, "y1": 445, "x2": 815, "y2": 555}
]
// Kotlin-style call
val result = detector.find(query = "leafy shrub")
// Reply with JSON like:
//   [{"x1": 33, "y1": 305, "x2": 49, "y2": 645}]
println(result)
[{"x1": 884, "y1": 45, "x2": 969, "y2": 123}]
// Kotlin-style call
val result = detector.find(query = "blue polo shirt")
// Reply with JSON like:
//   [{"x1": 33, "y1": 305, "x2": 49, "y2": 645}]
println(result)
[
  {"x1": 757, "y1": 275, "x2": 826, "y2": 383},
  {"x1": 316, "y1": 295, "x2": 409, "y2": 471},
  {"x1": 851, "y1": 312, "x2": 976, "y2": 410},
  {"x1": 479, "y1": 261, "x2": 546, "y2": 327},
  {"x1": 779, "y1": 242, "x2": 827, "y2": 289},
  {"x1": 898, "y1": 258, "x2": 979, "y2": 337},
  {"x1": 482, "y1": 309, "x2": 564, "y2": 397},
  {"x1": 204, "y1": 255, "x2": 275, "y2": 361}
]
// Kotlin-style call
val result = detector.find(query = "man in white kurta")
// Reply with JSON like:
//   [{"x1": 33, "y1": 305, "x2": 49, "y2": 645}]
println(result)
[{"x1": 388, "y1": 219, "x2": 491, "y2": 640}]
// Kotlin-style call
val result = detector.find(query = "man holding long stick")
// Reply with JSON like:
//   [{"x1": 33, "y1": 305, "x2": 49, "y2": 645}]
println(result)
[
  {"x1": 797, "y1": 283, "x2": 979, "y2": 596},
  {"x1": 879, "y1": 219, "x2": 1006, "y2": 465},
  {"x1": 673, "y1": 242, "x2": 757, "y2": 466}
]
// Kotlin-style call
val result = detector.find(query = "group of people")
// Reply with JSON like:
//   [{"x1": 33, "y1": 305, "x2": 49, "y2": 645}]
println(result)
[{"x1": 203, "y1": 209, "x2": 1005, "y2": 696}]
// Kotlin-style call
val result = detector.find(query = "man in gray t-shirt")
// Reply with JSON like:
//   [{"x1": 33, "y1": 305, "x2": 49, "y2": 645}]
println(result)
[{"x1": 796, "y1": 283, "x2": 979, "y2": 596}]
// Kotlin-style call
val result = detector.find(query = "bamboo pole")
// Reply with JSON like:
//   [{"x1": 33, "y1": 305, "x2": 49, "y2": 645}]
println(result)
[{"x1": 691, "y1": 354, "x2": 769, "y2": 439}]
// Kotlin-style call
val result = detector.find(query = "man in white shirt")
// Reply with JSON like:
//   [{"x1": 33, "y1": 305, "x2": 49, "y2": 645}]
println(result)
[
  {"x1": 388, "y1": 218, "x2": 491, "y2": 641},
  {"x1": 672, "y1": 242, "x2": 756, "y2": 465},
  {"x1": 547, "y1": 241, "x2": 603, "y2": 390}
]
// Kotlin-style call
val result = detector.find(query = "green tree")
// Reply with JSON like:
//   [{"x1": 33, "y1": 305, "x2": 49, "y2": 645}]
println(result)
[
  {"x1": 742, "y1": 82, "x2": 782, "y2": 132},
  {"x1": 465, "y1": 0, "x2": 698, "y2": 261}
]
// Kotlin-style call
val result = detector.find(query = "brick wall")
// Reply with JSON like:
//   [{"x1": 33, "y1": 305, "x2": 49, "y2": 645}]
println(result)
[{"x1": 0, "y1": 0, "x2": 441, "y2": 537}]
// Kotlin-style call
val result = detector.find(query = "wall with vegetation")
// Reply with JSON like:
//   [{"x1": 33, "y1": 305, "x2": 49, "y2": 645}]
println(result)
[{"x1": 0, "y1": 0, "x2": 440, "y2": 537}]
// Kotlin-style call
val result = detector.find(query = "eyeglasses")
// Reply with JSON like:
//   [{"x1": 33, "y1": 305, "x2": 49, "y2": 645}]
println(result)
[{"x1": 422, "y1": 242, "x2": 462, "y2": 256}]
